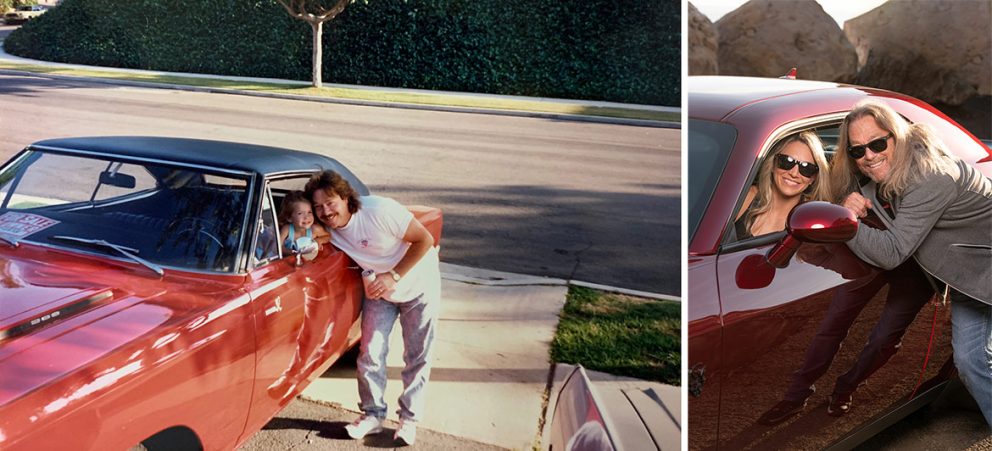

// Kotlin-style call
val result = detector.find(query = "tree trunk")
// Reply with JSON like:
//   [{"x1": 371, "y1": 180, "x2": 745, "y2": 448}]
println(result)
[{"x1": 311, "y1": 21, "x2": 323, "y2": 88}]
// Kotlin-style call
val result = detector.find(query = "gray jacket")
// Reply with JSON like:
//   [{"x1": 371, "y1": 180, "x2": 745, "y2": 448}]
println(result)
[{"x1": 848, "y1": 159, "x2": 992, "y2": 304}]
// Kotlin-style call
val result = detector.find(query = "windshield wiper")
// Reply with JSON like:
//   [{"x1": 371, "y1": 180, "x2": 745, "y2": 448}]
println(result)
[{"x1": 49, "y1": 235, "x2": 164, "y2": 277}]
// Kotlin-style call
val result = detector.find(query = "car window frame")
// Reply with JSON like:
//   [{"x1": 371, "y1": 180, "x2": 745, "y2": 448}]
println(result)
[
  {"x1": 249, "y1": 183, "x2": 282, "y2": 269},
  {"x1": 688, "y1": 118, "x2": 739, "y2": 244},
  {"x1": 719, "y1": 112, "x2": 848, "y2": 254},
  {"x1": 247, "y1": 172, "x2": 321, "y2": 272}
]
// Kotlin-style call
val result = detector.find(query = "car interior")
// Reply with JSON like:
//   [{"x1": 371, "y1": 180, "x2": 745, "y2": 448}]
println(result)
[{"x1": 0, "y1": 153, "x2": 250, "y2": 272}]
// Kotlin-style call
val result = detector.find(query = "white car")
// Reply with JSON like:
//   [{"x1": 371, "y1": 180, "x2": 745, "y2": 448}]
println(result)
[{"x1": 4, "y1": 5, "x2": 46, "y2": 24}]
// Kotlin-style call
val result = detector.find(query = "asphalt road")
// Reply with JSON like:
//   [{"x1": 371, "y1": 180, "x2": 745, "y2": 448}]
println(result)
[{"x1": 0, "y1": 73, "x2": 681, "y2": 295}]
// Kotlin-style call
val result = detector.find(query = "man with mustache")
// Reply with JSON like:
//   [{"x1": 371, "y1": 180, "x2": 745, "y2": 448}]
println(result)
[{"x1": 306, "y1": 170, "x2": 440, "y2": 445}]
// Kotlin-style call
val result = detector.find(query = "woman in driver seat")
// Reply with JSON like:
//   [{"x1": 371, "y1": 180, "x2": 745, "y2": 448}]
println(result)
[{"x1": 734, "y1": 131, "x2": 832, "y2": 239}]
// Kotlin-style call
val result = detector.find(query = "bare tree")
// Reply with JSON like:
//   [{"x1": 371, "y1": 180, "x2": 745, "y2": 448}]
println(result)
[{"x1": 275, "y1": 0, "x2": 362, "y2": 88}]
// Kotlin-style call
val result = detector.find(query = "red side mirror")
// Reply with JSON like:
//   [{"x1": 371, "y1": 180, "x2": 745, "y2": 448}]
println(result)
[{"x1": 766, "y1": 202, "x2": 858, "y2": 268}]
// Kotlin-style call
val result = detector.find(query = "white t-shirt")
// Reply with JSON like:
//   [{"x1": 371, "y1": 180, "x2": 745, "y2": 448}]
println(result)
[{"x1": 330, "y1": 195, "x2": 440, "y2": 303}]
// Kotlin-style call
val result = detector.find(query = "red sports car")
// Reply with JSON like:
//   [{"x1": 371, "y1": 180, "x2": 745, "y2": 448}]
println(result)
[
  {"x1": 0, "y1": 137, "x2": 442, "y2": 450},
  {"x1": 688, "y1": 77, "x2": 992, "y2": 449}
]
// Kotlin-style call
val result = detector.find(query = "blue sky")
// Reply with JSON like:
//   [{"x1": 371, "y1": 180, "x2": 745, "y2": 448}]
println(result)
[{"x1": 692, "y1": 0, "x2": 889, "y2": 27}]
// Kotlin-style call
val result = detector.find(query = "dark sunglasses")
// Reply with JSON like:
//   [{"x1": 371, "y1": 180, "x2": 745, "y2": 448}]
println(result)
[
  {"x1": 847, "y1": 134, "x2": 891, "y2": 159},
  {"x1": 775, "y1": 154, "x2": 819, "y2": 177}
]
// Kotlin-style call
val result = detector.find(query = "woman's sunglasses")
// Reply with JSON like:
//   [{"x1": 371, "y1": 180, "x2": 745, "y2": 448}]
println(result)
[
  {"x1": 775, "y1": 154, "x2": 819, "y2": 178},
  {"x1": 847, "y1": 134, "x2": 891, "y2": 159}
]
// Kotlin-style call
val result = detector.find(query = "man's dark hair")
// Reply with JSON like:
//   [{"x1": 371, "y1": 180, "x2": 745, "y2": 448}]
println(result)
[{"x1": 304, "y1": 170, "x2": 361, "y2": 213}]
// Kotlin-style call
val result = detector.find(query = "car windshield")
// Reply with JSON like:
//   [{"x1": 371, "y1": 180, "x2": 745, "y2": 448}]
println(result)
[
  {"x1": 0, "y1": 150, "x2": 250, "y2": 272},
  {"x1": 688, "y1": 119, "x2": 737, "y2": 243}
]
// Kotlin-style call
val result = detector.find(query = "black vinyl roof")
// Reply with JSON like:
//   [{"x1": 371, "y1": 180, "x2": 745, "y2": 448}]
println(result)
[{"x1": 27, "y1": 136, "x2": 368, "y2": 193}]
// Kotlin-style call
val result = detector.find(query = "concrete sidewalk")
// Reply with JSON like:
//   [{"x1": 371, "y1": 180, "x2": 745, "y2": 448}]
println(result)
[
  {"x1": 302, "y1": 265, "x2": 568, "y2": 450},
  {"x1": 298, "y1": 264, "x2": 682, "y2": 450}
]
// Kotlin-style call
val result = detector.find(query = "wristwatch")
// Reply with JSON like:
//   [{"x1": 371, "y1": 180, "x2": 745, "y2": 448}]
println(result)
[{"x1": 389, "y1": 269, "x2": 401, "y2": 282}]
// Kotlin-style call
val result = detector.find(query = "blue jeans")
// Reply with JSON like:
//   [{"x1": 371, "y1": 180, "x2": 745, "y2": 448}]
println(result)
[
  {"x1": 951, "y1": 291, "x2": 992, "y2": 427},
  {"x1": 356, "y1": 292, "x2": 439, "y2": 422}
]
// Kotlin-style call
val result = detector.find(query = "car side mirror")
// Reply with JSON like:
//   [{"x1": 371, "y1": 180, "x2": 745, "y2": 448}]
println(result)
[
  {"x1": 766, "y1": 201, "x2": 857, "y2": 268},
  {"x1": 99, "y1": 171, "x2": 136, "y2": 188},
  {"x1": 293, "y1": 236, "x2": 319, "y2": 266},
  {"x1": 737, "y1": 202, "x2": 858, "y2": 289}
]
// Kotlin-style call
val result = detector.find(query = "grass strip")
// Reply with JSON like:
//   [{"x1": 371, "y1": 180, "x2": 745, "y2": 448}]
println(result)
[
  {"x1": 550, "y1": 285, "x2": 680, "y2": 385},
  {"x1": 0, "y1": 60, "x2": 679, "y2": 123}
]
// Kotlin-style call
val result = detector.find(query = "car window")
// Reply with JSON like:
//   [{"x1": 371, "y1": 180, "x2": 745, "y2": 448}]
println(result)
[
  {"x1": 688, "y1": 119, "x2": 737, "y2": 243},
  {"x1": 0, "y1": 150, "x2": 250, "y2": 273},
  {"x1": 269, "y1": 176, "x2": 314, "y2": 210},
  {"x1": 816, "y1": 124, "x2": 840, "y2": 161},
  {"x1": 252, "y1": 175, "x2": 318, "y2": 267},
  {"x1": 1, "y1": 153, "x2": 108, "y2": 207},
  {"x1": 252, "y1": 186, "x2": 280, "y2": 267},
  {"x1": 93, "y1": 162, "x2": 158, "y2": 202},
  {"x1": 726, "y1": 122, "x2": 841, "y2": 246}
]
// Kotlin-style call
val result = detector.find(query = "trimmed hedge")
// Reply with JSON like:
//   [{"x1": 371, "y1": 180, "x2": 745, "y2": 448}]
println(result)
[{"x1": 4, "y1": 0, "x2": 679, "y2": 105}]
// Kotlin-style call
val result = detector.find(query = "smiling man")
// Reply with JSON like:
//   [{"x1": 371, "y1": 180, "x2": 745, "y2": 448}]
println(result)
[
  {"x1": 829, "y1": 100, "x2": 992, "y2": 427},
  {"x1": 305, "y1": 170, "x2": 440, "y2": 445}
]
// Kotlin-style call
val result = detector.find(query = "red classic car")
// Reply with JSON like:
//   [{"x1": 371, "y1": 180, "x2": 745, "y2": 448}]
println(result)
[
  {"x1": 688, "y1": 77, "x2": 992, "y2": 449},
  {"x1": 0, "y1": 137, "x2": 442, "y2": 450}
]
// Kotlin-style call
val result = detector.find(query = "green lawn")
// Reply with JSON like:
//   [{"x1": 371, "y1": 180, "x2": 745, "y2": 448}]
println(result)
[{"x1": 550, "y1": 286, "x2": 680, "y2": 386}]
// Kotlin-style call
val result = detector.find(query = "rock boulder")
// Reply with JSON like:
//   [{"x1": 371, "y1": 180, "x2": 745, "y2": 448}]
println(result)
[
  {"x1": 716, "y1": 0, "x2": 857, "y2": 82},
  {"x1": 845, "y1": 0, "x2": 991, "y2": 105},
  {"x1": 689, "y1": 2, "x2": 718, "y2": 75}
]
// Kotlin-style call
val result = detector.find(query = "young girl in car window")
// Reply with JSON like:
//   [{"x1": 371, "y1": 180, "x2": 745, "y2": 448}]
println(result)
[
  {"x1": 734, "y1": 131, "x2": 832, "y2": 239},
  {"x1": 278, "y1": 191, "x2": 329, "y2": 254}
]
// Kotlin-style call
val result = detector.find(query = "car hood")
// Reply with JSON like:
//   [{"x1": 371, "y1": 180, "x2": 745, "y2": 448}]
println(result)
[
  {"x1": 0, "y1": 245, "x2": 246, "y2": 407},
  {"x1": 0, "y1": 245, "x2": 243, "y2": 343},
  {"x1": 0, "y1": 249, "x2": 165, "y2": 339}
]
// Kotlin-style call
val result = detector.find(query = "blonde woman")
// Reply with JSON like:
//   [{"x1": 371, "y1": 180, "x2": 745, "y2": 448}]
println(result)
[{"x1": 735, "y1": 131, "x2": 832, "y2": 239}]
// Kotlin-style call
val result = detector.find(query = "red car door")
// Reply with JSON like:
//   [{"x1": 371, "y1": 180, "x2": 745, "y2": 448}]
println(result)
[
  {"x1": 240, "y1": 244, "x2": 362, "y2": 439},
  {"x1": 711, "y1": 236, "x2": 945, "y2": 449},
  {"x1": 237, "y1": 183, "x2": 363, "y2": 442}
]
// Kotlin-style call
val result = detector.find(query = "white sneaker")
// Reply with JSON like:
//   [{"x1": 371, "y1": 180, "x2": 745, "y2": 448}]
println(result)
[
  {"x1": 394, "y1": 419, "x2": 416, "y2": 446},
  {"x1": 345, "y1": 415, "x2": 384, "y2": 439}
]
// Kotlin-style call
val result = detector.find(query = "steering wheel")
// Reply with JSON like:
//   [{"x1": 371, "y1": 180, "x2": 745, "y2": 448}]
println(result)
[{"x1": 171, "y1": 217, "x2": 225, "y2": 251}]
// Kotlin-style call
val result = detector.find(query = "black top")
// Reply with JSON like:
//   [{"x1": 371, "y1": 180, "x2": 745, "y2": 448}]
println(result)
[{"x1": 28, "y1": 136, "x2": 367, "y2": 193}]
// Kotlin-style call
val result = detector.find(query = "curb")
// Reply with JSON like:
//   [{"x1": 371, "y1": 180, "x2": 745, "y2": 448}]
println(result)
[
  {"x1": 439, "y1": 263, "x2": 680, "y2": 302},
  {"x1": 0, "y1": 67, "x2": 679, "y2": 129}
]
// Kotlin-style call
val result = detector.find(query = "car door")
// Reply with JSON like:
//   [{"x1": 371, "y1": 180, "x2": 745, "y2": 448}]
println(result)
[
  {"x1": 709, "y1": 123, "x2": 944, "y2": 450},
  {"x1": 239, "y1": 180, "x2": 363, "y2": 440}
]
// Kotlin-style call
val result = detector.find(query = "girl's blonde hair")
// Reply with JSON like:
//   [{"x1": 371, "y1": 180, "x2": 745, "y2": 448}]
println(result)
[
  {"x1": 830, "y1": 100, "x2": 958, "y2": 202},
  {"x1": 743, "y1": 130, "x2": 832, "y2": 232}
]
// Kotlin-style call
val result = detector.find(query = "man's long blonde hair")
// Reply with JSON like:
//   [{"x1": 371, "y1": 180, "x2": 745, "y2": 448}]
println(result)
[
  {"x1": 830, "y1": 100, "x2": 959, "y2": 202},
  {"x1": 743, "y1": 131, "x2": 832, "y2": 232}
]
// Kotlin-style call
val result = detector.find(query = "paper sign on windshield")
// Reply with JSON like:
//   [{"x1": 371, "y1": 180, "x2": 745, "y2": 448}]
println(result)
[{"x1": 0, "y1": 212, "x2": 59, "y2": 241}]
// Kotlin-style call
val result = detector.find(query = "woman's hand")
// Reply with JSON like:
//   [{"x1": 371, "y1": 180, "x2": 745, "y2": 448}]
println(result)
[{"x1": 842, "y1": 192, "x2": 873, "y2": 218}]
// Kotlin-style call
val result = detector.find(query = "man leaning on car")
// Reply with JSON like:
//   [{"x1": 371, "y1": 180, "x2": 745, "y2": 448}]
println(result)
[{"x1": 306, "y1": 170, "x2": 441, "y2": 446}]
